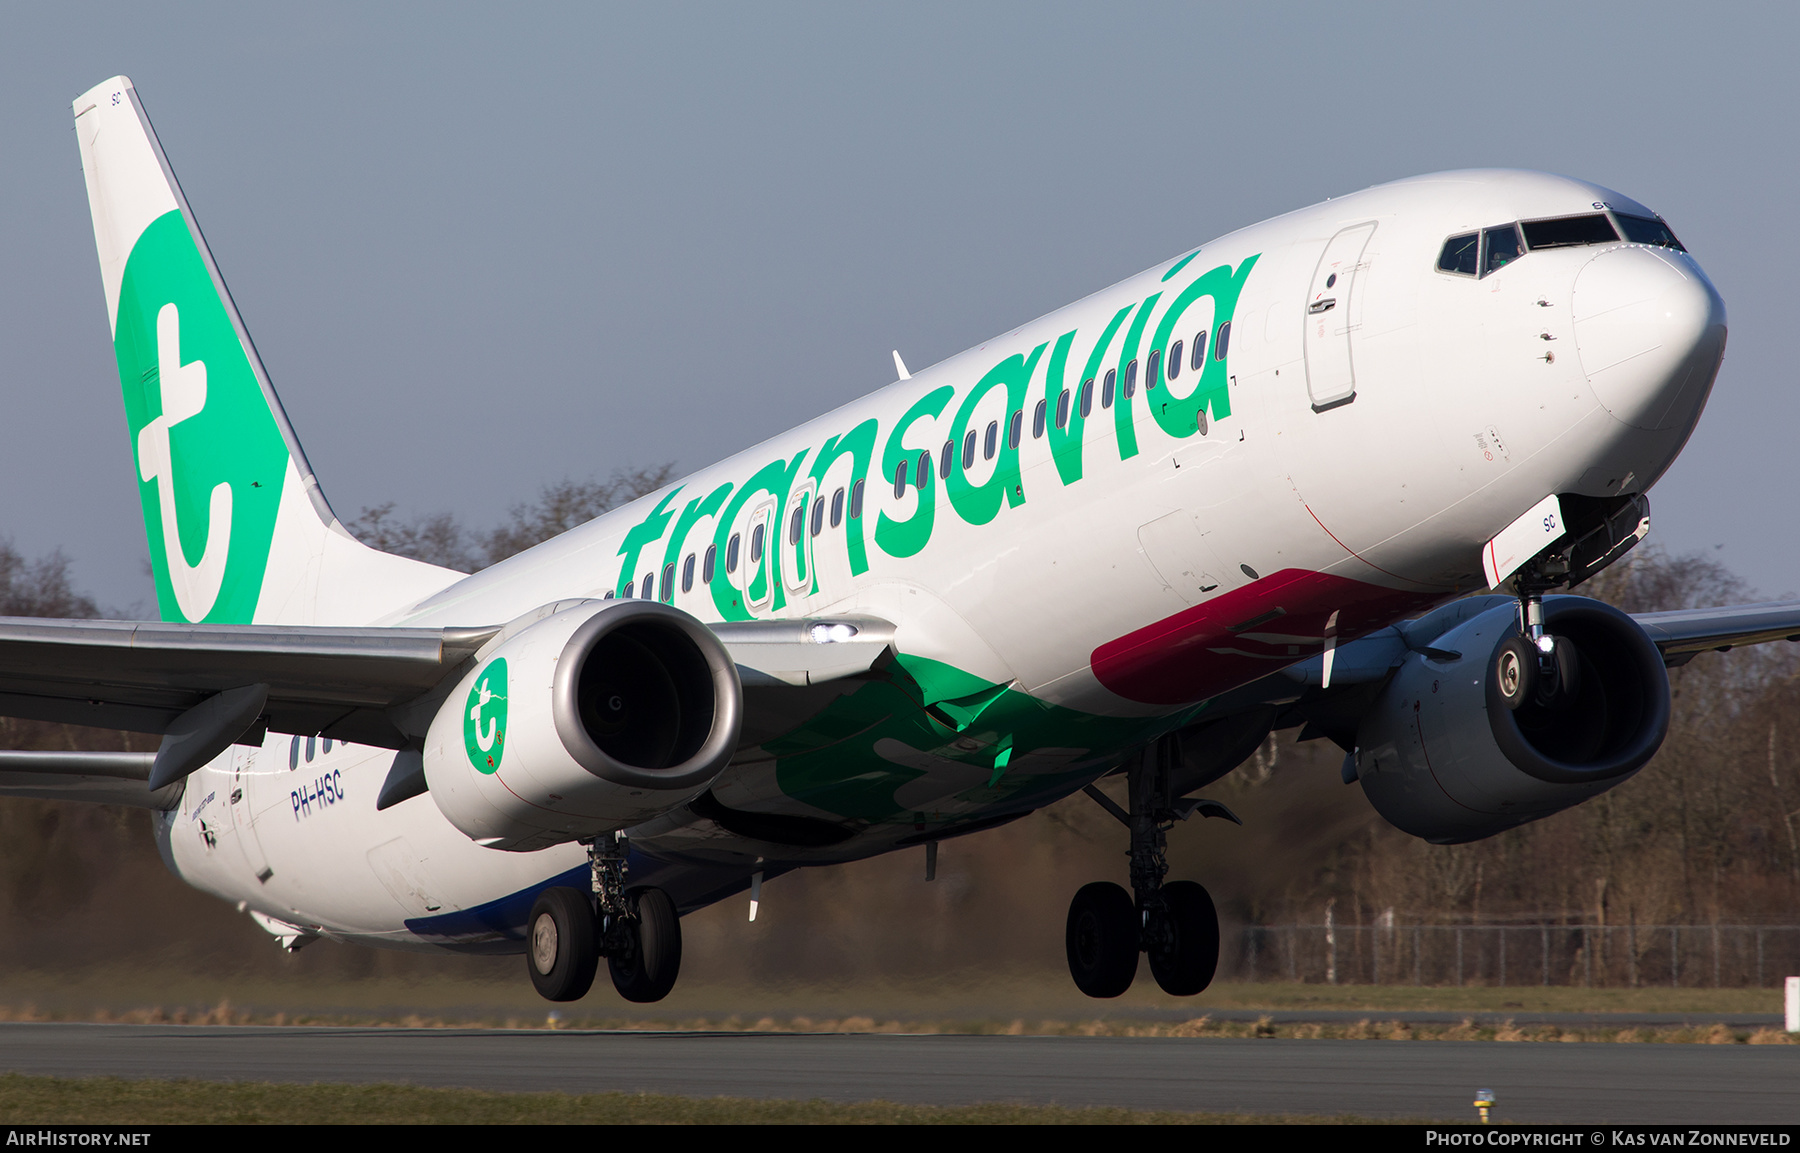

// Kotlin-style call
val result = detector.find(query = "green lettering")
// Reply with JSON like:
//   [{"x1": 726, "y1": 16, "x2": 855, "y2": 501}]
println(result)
[
  {"x1": 614, "y1": 486, "x2": 683, "y2": 597},
  {"x1": 1147, "y1": 255, "x2": 1260, "y2": 435},
  {"x1": 945, "y1": 344, "x2": 1046, "y2": 526},
  {"x1": 660, "y1": 482, "x2": 734, "y2": 586},
  {"x1": 1043, "y1": 305, "x2": 1132, "y2": 486},
  {"x1": 1111, "y1": 293, "x2": 1161, "y2": 461},
  {"x1": 874, "y1": 386, "x2": 953, "y2": 559},
  {"x1": 710, "y1": 454, "x2": 807, "y2": 620},
  {"x1": 807, "y1": 419, "x2": 879, "y2": 579}
]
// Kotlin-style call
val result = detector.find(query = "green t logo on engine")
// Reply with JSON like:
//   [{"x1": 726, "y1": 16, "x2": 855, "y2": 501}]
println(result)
[{"x1": 464, "y1": 658, "x2": 509, "y2": 774}]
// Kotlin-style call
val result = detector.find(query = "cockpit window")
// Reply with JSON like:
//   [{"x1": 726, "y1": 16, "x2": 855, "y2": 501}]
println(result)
[
  {"x1": 1482, "y1": 225, "x2": 1522, "y2": 277},
  {"x1": 1521, "y1": 214, "x2": 1618, "y2": 250},
  {"x1": 1614, "y1": 213, "x2": 1686, "y2": 252},
  {"x1": 1438, "y1": 233, "x2": 1479, "y2": 276},
  {"x1": 1437, "y1": 207, "x2": 1685, "y2": 282}
]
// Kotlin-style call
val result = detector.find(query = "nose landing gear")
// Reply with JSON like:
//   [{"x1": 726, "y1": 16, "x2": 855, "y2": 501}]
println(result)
[
  {"x1": 1495, "y1": 556, "x2": 1581, "y2": 712},
  {"x1": 1066, "y1": 736, "x2": 1238, "y2": 998}
]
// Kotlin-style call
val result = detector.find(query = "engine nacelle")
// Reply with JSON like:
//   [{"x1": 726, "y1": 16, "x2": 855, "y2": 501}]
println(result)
[
  {"x1": 424, "y1": 599, "x2": 741, "y2": 851},
  {"x1": 1354, "y1": 596, "x2": 1669, "y2": 844}
]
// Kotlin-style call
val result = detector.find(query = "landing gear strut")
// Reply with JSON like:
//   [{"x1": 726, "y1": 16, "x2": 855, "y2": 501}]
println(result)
[
  {"x1": 1066, "y1": 736, "x2": 1233, "y2": 998},
  {"x1": 525, "y1": 831, "x2": 683, "y2": 1004},
  {"x1": 1495, "y1": 555, "x2": 1580, "y2": 711}
]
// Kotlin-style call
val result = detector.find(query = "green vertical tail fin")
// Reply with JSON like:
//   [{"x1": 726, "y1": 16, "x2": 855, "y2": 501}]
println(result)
[{"x1": 73, "y1": 76, "x2": 462, "y2": 626}]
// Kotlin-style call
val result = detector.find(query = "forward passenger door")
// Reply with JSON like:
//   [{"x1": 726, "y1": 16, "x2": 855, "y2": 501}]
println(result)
[{"x1": 1304, "y1": 222, "x2": 1377, "y2": 411}]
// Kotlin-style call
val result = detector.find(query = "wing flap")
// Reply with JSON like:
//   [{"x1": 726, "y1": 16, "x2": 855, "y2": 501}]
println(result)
[{"x1": 0, "y1": 750, "x2": 177, "y2": 809}]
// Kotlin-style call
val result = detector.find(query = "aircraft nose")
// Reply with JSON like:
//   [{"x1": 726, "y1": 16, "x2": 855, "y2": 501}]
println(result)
[{"x1": 1571, "y1": 245, "x2": 1727, "y2": 431}]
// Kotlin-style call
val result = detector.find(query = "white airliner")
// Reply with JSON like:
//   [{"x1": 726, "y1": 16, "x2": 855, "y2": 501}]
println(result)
[{"x1": 4, "y1": 75, "x2": 1791, "y2": 1003}]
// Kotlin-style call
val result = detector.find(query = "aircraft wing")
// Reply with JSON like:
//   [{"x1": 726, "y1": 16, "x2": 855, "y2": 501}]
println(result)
[
  {"x1": 1275, "y1": 596, "x2": 1800, "y2": 691},
  {"x1": 1628, "y1": 600, "x2": 1800, "y2": 665},
  {"x1": 0, "y1": 612, "x2": 894, "y2": 804},
  {"x1": 0, "y1": 617, "x2": 502, "y2": 749}
]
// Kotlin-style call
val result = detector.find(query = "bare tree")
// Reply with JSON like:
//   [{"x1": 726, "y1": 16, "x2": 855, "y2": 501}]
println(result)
[
  {"x1": 482, "y1": 464, "x2": 679, "y2": 564},
  {"x1": 343, "y1": 464, "x2": 678, "y2": 572},
  {"x1": 342, "y1": 505, "x2": 479, "y2": 572},
  {"x1": 0, "y1": 541, "x2": 98, "y2": 619}
]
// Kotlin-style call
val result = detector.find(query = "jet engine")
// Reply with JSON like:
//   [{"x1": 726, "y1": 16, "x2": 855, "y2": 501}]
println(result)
[
  {"x1": 423, "y1": 599, "x2": 741, "y2": 852},
  {"x1": 1353, "y1": 596, "x2": 1669, "y2": 844}
]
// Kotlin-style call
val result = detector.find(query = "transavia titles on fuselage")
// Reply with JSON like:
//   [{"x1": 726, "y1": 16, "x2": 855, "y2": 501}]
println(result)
[{"x1": 4, "y1": 75, "x2": 1774, "y2": 1004}]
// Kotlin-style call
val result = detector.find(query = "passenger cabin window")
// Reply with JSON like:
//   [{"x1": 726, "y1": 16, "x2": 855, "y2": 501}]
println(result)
[
  {"x1": 1521, "y1": 214, "x2": 1618, "y2": 250},
  {"x1": 1124, "y1": 359, "x2": 1138, "y2": 398},
  {"x1": 1008, "y1": 410, "x2": 1022, "y2": 449},
  {"x1": 893, "y1": 461, "x2": 908, "y2": 498},
  {"x1": 788, "y1": 501, "x2": 805, "y2": 546},
  {"x1": 1213, "y1": 323, "x2": 1231, "y2": 360},
  {"x1": 849, "y1": 480, "x2": 864, "y2": 519},
  {"x1": 983, "y1": 420, "x2": 998, "y2": 460},
  {"x1": 1101, "y1": 371, "x2": 1114, "y2": 409},
  {"x1": 682, "y1": 554, "x2": 695, "y2": 592},
  {"x1": 1614, "y1": 214, "x2": 1686, "y2": 251},
  {"x1": 750, "y1": 524, "x2": 765, "y2": 563},
  {"x1": 1032, "y1": 399, "x2": 1047, "y2": 438},
  {"x1": 727, "y1": 534, "x2": 740, "y2": 572},
  {"x1": 1080, "y1": 378, "x2": 1094, "y2": 418},
  {"x1": 940, "y1": 440, "x2": 953, "y2": 477},
  {"x1": 642, "y1": 572, "x2": 654, "y2": 600},
  {"x1": 703, "y1": 544, "x2": 717, "y2": 583},
  {"x1": 661, "y1": 563, "x2": 675, "y2": 602},
  {"x1": 830, "y1": 487, "x2": 844, "y2": 527},
  {"x1": 1168, "y1": 340, "x2": 1183, "y2": 380},
  {"x1": 623, "y1": 580, "x2": 635, "y2": 598},
  {"x1": 1056, "y1": 389, "x2": 1071, "y2": 429},
  {"x1": 1437, "y1": 232, "x2": 1479, "y2": 276},
  {"x1": 810, "y1": 495, "x2": 825, "y2": 537},
  {"x1": 1190, "y1": 330, "x2": 1207, "y2": 369},
  {"x1": 916, "y1": 450, "x2": 930, "y2": 488},
  {"x1": 962, "y1": 430, "x2": 977, "y2": 468},
  {"x1": 1146, "y1": 349, "x2": 1160, "y2": 389},
  {"x1": 1482, "y1": 225, "x2": 1522, "y2": 276}
]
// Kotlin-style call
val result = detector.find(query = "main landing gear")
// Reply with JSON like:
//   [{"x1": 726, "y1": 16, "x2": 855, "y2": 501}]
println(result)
[
  {"x1": 527, "y1": 831, "x2": 683, "y2": 1003},
  {"x1": 1493, "y1": 555, "x2": 1580, "y2": 712},
  {"x1": 1066, "y1": 736, "x2": 1237, "y2": 998}
]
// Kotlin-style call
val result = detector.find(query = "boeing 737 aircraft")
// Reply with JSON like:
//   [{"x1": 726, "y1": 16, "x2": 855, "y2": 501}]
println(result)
[{"x1": 4, "y1": 75, "x2": 1795, "y2": 1003}]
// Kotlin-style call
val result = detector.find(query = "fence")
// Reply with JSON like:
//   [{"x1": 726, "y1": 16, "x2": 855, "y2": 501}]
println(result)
[{"x1": 1235, "y1": 923, "x2": 1800, "y2": 987}]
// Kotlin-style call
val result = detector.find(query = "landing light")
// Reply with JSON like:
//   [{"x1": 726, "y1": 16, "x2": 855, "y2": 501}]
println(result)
[{"x1": 809, "y1": 623, "x2": 859, "y2": 644}]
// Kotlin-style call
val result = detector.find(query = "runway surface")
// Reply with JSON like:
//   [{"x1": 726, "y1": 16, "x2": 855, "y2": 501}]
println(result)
[{"x1": 2, "y1": 1023, "x2": 1796, "y2": 1122}]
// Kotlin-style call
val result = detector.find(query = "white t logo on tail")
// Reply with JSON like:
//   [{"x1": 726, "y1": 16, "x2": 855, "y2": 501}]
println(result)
[{"x1": 137, "y1": 303, "x2": 231, "y2": 622}]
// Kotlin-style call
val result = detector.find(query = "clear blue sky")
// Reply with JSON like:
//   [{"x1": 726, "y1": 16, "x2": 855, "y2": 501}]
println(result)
[{"x1": 2, "y1": 2, "x2": 1794, "y2": 613}]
